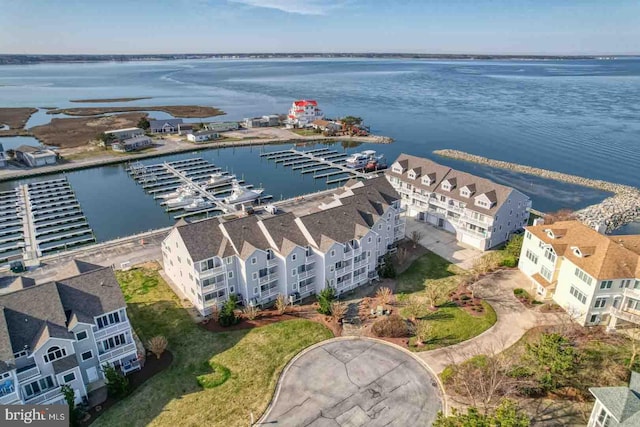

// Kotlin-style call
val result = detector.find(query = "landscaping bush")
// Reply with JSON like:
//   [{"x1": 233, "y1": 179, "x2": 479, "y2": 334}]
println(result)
[
  {"x1": 379, "y1": 254, "x2": 396, "y2": 278},
  {"x1": 197, "y1": 361, "x2": 231, "y2": 389},
  {"x1": 102, "y1": 364, "x2": 131, "y2": 398},
  {"x1": 317, "y1": 287, "x2": 336, "y2": 315},
  {"x1": 275, "y1": 294, "x2": 288, "y2": 315},
  {"x1": 243, "y1": 305, "x2": 260, "y2": 320},
  {"x1": 219, "y1": 295, "x2": 240, "y2": 327},
  {"x1": 147, "y1": 335, "x2": 168, "y2": 359},
  {"x1": 330, "y1": 301, "x2": 347, "y2": 322},
  {"x1": 500, "y1": 255, "x2": 518, "y2": 267},
  {"x1": 372, "y1": 314, "x2": 408, "y2": 337}
]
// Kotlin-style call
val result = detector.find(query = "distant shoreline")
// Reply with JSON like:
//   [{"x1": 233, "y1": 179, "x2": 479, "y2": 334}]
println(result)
[{"x1": 0, "y1": 53, "x2": 635, "y2": 66}]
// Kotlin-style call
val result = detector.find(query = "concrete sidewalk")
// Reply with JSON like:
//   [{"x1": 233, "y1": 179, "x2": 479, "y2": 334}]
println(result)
[{"x1": 417, "y1": 269, "x2": 565, "y2": 374}]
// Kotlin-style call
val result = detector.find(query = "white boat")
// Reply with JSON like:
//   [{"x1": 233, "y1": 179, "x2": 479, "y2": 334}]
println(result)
[
  {"x1": 161, "y1": 185, "x2": 196, "y2": 200},
  {"x1": 223, "y1": 183, "x2": 264, "y2": 204},
  {"x1": 184, "y1": 198, "x2": 214, "y2": 211},
  {"x1": 166, "y1": 195, "x2": 196, "y2": 208},
  {"x1": 208, "y1": 172, "x2": 236, "y2": 186},
  {"x1": 345, "y1": 150, "x2": 377, "y2": 169}
]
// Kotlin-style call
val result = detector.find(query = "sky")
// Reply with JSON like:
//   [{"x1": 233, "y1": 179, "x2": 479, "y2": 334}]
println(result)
[{"x1": 0, "y1": 0, "x2": 638, "y2": 55}]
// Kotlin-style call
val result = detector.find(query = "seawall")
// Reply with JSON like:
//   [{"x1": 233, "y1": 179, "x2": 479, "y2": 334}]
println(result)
[{"x1": 433, "y1": 149, "x2": 640, "y2": 233}]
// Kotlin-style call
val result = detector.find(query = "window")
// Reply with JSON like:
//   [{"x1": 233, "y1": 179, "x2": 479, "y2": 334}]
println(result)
[
  {"x1": 544, "y1": 247, "x2": 556, "y2": 263},
  {"x1": 596, "y1": 408, "x2": 611, "y2": 427},
  {"x1": 96, "y1": 311, "x2": 121, "y2": 329},
  {"x1": 253, "y1": 287, "x2": 258, "y2": 295},
  {"x1": 330, "y1": 250, "x2": 335, "y2": 257},
  {"x1": 251, "y1": 257, "x2": 257, "y2": 265},
  {"x1": 635, "y1": 280, "x2": 640, "y2": 290},
  {"x1": 525, "y1": 249, "x2": 538, "y2": 264},
  {"x1": 574, "y1": 268, "x2": 593, "y2": 286},
  {"x1": 620, "y1": 279, "x2": 631, "y2": 288},
  {"x1": 540, "y1": 265, "x2": 553, "y2": 281},
  {"x1": 76, "y1": 331, "x2": 88, "y2": 341},
  {"x1": 526, "y1": 232, "x2": 532, "y2": 240},
  {"x1": 23, "y1": 376, "x2": 54, "y2": 398},
  {"x1": 569, "y1": 285, "x2": 587, "y2": 304},
  {"x1": 252, "y1": 272, "x2": 258, "y2": 280},
  {"x1": 177, "y1": 256, "x2": 181, "y2": 263},
  {"x1": 594, "y1": 298, "x2": 607, "y2": 309},
  {"x1": 228, "y1": 271, "x2": 233, "y2": 279},
  {"x1": 589, "y1": 314, "x2": 599, "y2": 324},
  {"x1": 292, "y1": 268, "x2": 297, "y2": 277},
  {"x1": 600, "y1": 280, "x2": 613, "y2": 289},
  {"x1": 204, "y1": 289, "x2": 225, "y2": 301},
  {"x1": 101, "y1": 333, "x2": 127, "y2": 351},
  {"x1": 229, "y1": 285, "x2": 234, "y2": 293},
  {"x1": 368, "y1": 237, "x2": 372, "y2": 243},
  {"x1": 62, "y1": 372, "x2": 76, "y2": 383},
  {"x1": 81, "y1": 351, "x2": 92, "y2": 361},
  {"x1": 226, "y1": 257, "x2": 232, "y2": 264},
  {"x1": 44, "y1": 346, "x2": 67, "y2": 363},
  {"x1": 292, "y1": 254, "x2": 297, "y2": 261}
]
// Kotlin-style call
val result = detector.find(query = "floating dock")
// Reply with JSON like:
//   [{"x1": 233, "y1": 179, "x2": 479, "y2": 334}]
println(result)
[
  {"x1": 261, "y1": 148, "x2": 378, "y2": 184},
  {"x1": 0, "y1": 189, "x2": 24, "y2": 267},
  {"x1": 128, "y1": 158, "x2": 272, "y2": 220}
]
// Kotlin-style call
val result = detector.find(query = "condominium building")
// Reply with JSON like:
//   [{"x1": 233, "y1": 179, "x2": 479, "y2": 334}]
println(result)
[
  {"x1": 286, "y1": 100, "x2": 324, "y2": 128},
  {"x1": 385, "y1": 154, "x2": 531, "y2": 251},
  {"x1": 0, "y1": 261, "x2": 140, "y2": 406},
  {"x1": 588, "y1": 371, "x2": 640, "y2": 426},
  {"x1": 518, "y1": 220, "x2": 640, "y2": 328},
  {"x1": 161, "y1": 177, "x2": 406, "y2": 315}
]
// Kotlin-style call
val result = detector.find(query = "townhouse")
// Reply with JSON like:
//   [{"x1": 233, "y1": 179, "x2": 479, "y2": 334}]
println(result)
[
  {"x1": 0, "y1": 261, "x2": 140, "y2": 406},
  {"x1": 385, "y1": 154, "x2": 531, "y2": 251},
  {"x1": 161, "y1": 177, "x2": 406, "y2": 315},
  {"x1": 518, "y1": 220, "x2": 640, "y2": 328},
  {"x1": 285, "y1": 100, "x2": 324, "y2": 128},
  {"x1": 587, "y1": 371, "x2": 640, "y2": 426},
  {"x1": 104, "y1": 127, "x2": 144, "y2": 142}
]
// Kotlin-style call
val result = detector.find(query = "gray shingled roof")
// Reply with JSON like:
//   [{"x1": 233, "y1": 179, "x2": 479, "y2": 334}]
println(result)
[
  {"x1": 0, "y1": 276, "x2": 36, "y2": 294},
  {"x1": 56, "y1": 267, "x2": 126, "y2": 318},
  {"x1": 0, "y1": 309, "x2": 14, "y2": 369},
  {"x1": 298, "y1": 204, "x2": 372, "y2": 249},
  {"x1": 149, "y1": 119, "x2": 183, "y2": 128},
  {"x1": 0, "y1": 281, "x2": 70, "y2": 354},
  {"x1": 55, "y1": 260, "x2": 103, "y2": 281},
  {"x1": 260, "y1": 212, "x2": 309, "y2": 254},
  {"x1": 221, "y1": 216, "x2": 271, "y2": 259},
  {"x1": 52, "y1": 354, "x2": 79, "y2": 374},
  {"x1": 590, "y1": 386, "x2": 640, "y2": 425},
  {"x1": 176, "y1": 217, "x2": 229, "y2": 262}
]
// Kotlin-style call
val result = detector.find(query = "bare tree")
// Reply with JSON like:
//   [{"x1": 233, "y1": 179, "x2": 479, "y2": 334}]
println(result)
[
  {"x1": 409, "y1": 230, "x2": 424, "y2": 249},
  {"x1": 375, "y1": 286, "x2": 394, "y2": 307},
  {"x1": 147, "y1": 336, "x2": 168, "y2": 359},
  {"x1": 414, "y1": 320, "x2": 433, "y2": 346},
  {"x1": 627, "y1": 327, "x2": 640, "y2": 369},
  {"x1": 275, "y1": 294, "x2": 288, "y2": 315},
  {"x1": 331, "y1": 301, "x2": 347, "y2": 322},
  {"x1": 423, "y1": 280, "x2": 446, "y2": 309},
  {"x1": 404, "y1": 295, "x2": 424, "y2": 323},
  {"x1": 473, "y1": 252, "x2": 501, "y2": 276}
]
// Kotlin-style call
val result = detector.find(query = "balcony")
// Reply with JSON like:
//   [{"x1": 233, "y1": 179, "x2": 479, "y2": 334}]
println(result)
[
  {"x1": 98, "y1": 342, "x2": 137, "y2": 364},
  {"x1": 25, "y1": 386, "x2": 63, "y2": 405},
  {"x1": 298, "y1": 283, "x2": 315, "y2": 295},
  {"x1": 610, "y1": 307, "x2": 640, "y2": 326},
  {"x1": 459, "y1": 226, "x2": 489, "y2": 239},
  {"x1": 16, "y1": 365, "x2": 40, "y2": 382},
  {"x1": 297, "y1": 269, "x2": 316, "y2": 281},
  {"x1": 258, "y1": 273, "x2": 278, "y2": 285},
  {"x1": 0, "y1": 381, "x2": 19, "y2": 405},
  {"x1": 266, "y1": 257, "x2": 278, "y2": 267},
  {"x1": 94, "y1": 320, "x2": 131, "y2": 341},
  {"x1": 305, "y1": 253, "x2": 316, "y2": 263},
  {"x1": 461, "y1": 213, "x2": 494, "y2": 228},
  {"x1": 353, "y1": 258, "x2": 368, "y2": 270},
  {"x1": 260, "y1": 284, "x2": 280, "y2": 300},
  {"x1": 623, "y1": 288, "x2": 640, "y2": 300},
  {"x1": 198, "y1": 265, "x2": 225, "y2": 279},
  {"x1": 335, "y1": 262, "x2": 352, "y2": 276}
]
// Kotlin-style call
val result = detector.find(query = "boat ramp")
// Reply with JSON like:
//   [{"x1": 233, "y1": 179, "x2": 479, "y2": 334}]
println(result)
[{"x1": 260, "y1": 148, "x2": 378, "y2": 185}]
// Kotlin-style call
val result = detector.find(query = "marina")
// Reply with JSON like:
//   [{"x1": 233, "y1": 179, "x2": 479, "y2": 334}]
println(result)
[
  {"x1": 260, "y1": 148, "x2": 380, "y2": 185},
  {"x1": 128, "y1": 157, "x2": 272, "y2": 219}
]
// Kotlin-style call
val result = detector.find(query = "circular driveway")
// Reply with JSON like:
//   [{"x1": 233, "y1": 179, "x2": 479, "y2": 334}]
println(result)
[{"x1": 260, "y1": 338, "x2": 443, "y2": 427}]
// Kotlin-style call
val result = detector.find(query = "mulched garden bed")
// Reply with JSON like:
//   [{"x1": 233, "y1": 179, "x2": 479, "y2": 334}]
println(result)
[
  {"x1": 82, "y1": 350, "x2": 173, "y2": 426},
  {"x1": 449, "y1": 287, "x2": 486, "y2": 316}
]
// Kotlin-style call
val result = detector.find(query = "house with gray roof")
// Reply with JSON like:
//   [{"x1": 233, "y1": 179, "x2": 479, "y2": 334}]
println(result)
[
  {"x1": 588, "y1": 372, "x2": 640, "y2": 426},
  {"x1": 161, "y1": 176, "x2": 405, "y2": 315},
  {"x1": 0, "y1": 261, "x2": 140, "y2": 406},
  {"x1": 148, "y1": 118, "x2": 183, "y2": 134},
  {"x1": 386, "y1": 153, "x2": 531, "y2": 250}
]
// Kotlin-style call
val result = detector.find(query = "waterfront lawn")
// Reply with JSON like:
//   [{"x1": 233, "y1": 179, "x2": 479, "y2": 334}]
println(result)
[
  {"x1": 395, "y1": 252, "x2": 496, "y2": 351},
  {"x1": 94, "y1": 265, "x2": 333, "y2": 427},
  {"x1": 291, "y1": 128, "x2": 319, "y2": 136}
]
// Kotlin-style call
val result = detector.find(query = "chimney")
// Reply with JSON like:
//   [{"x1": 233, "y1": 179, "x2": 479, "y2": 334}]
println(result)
[{"x1": 533, "y1": 218, "x2": 545, "y2": 226}]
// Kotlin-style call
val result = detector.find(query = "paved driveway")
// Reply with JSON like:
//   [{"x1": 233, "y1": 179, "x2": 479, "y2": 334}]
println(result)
[{"x1": 260, "y1": 338, "x2": 443, "y2": 427}]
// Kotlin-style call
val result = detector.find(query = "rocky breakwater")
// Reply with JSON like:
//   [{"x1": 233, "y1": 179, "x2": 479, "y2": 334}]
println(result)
[{"x1": 434, "y1": 149, "x2": 640, "y2": 233}]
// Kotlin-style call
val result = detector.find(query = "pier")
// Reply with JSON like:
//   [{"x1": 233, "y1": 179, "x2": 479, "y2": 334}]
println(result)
[
  {"x1": 434, "y1": 149, "x2": 640, "y2": 232},
  {"x1": 128, "y1": 158, "x2": 272, "y2": 219},
  {"x1": 261, "y1": 148, "x2": 378, "y2": 185}
]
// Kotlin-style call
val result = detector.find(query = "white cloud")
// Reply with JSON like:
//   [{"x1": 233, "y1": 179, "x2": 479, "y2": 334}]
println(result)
[{"x1": 228, "y1": 0, "x2": 345, "y2": 16}]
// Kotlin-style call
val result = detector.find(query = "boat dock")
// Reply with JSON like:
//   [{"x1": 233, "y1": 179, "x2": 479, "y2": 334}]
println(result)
[
  {"x1": 128, "y1": 158, "x2": 272, "y2": 220},
  {"x1": 260, "y1": 148, "x2": 378, "y2": 185},
  {"x1": 0, "y1": 178, "x2": 96, "y2": 268}
]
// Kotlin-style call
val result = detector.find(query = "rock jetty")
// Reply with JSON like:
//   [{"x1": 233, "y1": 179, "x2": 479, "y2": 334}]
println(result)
[{"x1": 434, "y1": 149, "x2": 640, "y2": 233}]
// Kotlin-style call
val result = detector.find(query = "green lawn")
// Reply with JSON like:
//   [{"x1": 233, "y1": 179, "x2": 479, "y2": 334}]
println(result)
[
  {"x1": 291, "y1": 128, "x2": 320, "y2": 136},
  {"x1": 397, "y1": 251, "x2": 467, "y2": 295},
  {"x1": 94, "y1": 265, "x2": 332, "y2": 427},
  {"x1": 396, "y1": 252, "x2": 496, "y2": 351},
  {"x1": 406, "y1": 302, "x2": 497, "y2": 351}
]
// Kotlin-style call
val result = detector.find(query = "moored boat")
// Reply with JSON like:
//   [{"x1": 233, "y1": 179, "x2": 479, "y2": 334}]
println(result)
[{"x1": 223, "y1": 183, "x2": 264, "y2": 204}]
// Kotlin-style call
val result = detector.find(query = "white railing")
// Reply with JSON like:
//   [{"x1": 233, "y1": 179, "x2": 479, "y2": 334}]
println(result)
[
  {"x1": 335, "y1": 263, "x2": 351, "y2": 275},
  {"x1": 16, "y1": 365, "x2": 40, "y2": 382},
  {"x1": 266, "y1": 257, "x2": 278, "y2": 267},
  {"x1": 610, "y1": 307, "x2": 640, "y2": 326},
  {"x1": 98, "y1": 342, "x2": 137, "y2": 364},
  {"x1": 461, "y1": 213, "x2": 494, "y2": 227},
  {"x1": 94, "y1": 320, "x2": 131, "y2": 340},
  {"x1": 0, "y1": 388, "x2": 19, "y2": 405},
  {"x1": 260, "y1": 285, "x2": 280, "y2": 300},
  {"x1": 258, "y1": 274, "x2": 278, "y2": 285},
  {"x1": 298, "y1": 283, "x2": 315, "y2": 295},
  {"x1": 459, "y1": 226, "x2": 489, "y2": 239},
  {"x1": 198, "y1": 265, "x2": 225, "y2": 279},
  {"x1": 353, "y1": 258, "x2": 368, "y2": 270},
  {"x1": 337, "y1": 279, "x2": 352, "y2": 289},
  {"x1": 25, "y1": 386, "x2": 63, "y2": 405},
  {"x1": 297, "y1": 269, "x2": 315, "y2": 281},
  {"x1": 305, "y1": 254, "x2": 316, "y2": 263},
  {"x1": 623, "y1": 288, "x2": 640, "y2": 300}
]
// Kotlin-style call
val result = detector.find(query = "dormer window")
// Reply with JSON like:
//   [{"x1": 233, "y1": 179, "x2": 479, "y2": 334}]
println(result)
[
  {"x1": 407, "y1": 171, "x2": 416, "y2": 180},
  {"x1": 460, "y1": 185, "x2": 475, "y2": 198},
  {"x1": 422, "y1": 176, "x2": 432, "y2": 186},
  {"x1": 572, "y1": 247, "x2": 582, "y2": 257},
  {"x1": 43, "y1": 346, "x2": 67, "y2": 363}
]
